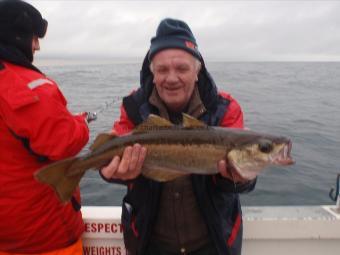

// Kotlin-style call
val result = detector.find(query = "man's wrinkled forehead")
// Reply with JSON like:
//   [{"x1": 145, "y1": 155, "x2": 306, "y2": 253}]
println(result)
[{"x1": 151, "y1": 49, "x2": 196, "y2": 66}]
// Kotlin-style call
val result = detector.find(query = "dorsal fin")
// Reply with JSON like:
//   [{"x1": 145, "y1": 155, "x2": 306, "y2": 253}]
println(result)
[
  {"x1": 182, "y1": 113, "x2": 206, "y2": 128},
  {"x1": 90, "y1": 132, "x2": 117, "y2": 151},
  {"x1": 134, "y1": 114, "x2": 173, "y2": 133}
]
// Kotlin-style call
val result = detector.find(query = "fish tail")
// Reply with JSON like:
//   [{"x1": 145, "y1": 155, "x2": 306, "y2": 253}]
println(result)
[{"x1": 34, "y1": 157, "x2": 84, "y2": 203}]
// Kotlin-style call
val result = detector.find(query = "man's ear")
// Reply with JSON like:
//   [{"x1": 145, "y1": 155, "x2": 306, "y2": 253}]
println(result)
[
  {"x1": 195, "y1": 60, "x2": 202, "y2": 74},
  {"x1": 149, "y1": 61, "x2": 154, "y2": 74},
  {"x1": 195, "y1": 62, "x2": 201, "y2": 81}
]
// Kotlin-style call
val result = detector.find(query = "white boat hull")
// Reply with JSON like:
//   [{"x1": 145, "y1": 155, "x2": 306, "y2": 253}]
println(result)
[{"x1": 82, "y1": 205, "x2": 340, "y2": 255}]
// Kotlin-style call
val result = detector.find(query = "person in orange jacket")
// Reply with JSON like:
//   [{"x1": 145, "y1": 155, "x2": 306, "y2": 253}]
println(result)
[{"x1": 0, "y1": 0, "x2": 90, "y2": 253}]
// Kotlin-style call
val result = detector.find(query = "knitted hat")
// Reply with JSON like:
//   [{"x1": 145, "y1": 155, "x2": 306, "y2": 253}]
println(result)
[
  {"x1": 0, "y1": 0, "x2": 48, "y2": 62},
  {"x1": 148, "y1": 18, "x2": 202, "y2": 61}
]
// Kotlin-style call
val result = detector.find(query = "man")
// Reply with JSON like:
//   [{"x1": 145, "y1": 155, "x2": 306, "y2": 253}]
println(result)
[
  {"x1": 0, "y1": 0, "x2": 90, "y2": 253},
  {"x1": 101, "y1": 18, "x2": 256, "y2": 255}
]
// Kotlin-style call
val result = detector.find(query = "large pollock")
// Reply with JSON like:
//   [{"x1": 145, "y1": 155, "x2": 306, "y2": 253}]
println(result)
[{"x1": 35, "y1": 114, "x2": 294, "y2": 202}]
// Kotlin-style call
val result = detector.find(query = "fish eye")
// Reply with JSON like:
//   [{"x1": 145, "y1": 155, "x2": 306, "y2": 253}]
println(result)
[{"x1": 258, "y1": 140, "x2": 273, "y2": 153}]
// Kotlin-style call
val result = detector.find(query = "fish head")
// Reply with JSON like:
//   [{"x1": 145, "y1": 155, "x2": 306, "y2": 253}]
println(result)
[{"x1": 227, "y1": 136, "x2": 294, "y2": 180}]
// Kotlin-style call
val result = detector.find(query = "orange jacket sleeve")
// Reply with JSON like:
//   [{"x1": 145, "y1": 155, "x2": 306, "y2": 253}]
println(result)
[
  {"x1": 218, "y1": 91, "x2": 244, "y2": 129},
  {"x1": 112, "y1": 103, "x2": 136, "y2": 135}
]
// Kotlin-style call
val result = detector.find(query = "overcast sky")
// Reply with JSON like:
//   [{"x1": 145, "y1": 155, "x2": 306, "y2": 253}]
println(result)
[{"x1": 28, "y1": 0, "x2": 340, "y2": 61}]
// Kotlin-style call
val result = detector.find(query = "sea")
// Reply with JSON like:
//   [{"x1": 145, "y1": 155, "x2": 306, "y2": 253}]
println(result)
[{"x1": 38, "y1": 60, "x2": 340, "y2": 207}]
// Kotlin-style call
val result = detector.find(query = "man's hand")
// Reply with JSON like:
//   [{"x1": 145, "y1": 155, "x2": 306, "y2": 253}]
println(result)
[
  {"x1": 218, "y1": 160, "x2": 248, "y2": 183},
  {"x1": 101, "y1": 143, "x2": 147, "y2": 181}
]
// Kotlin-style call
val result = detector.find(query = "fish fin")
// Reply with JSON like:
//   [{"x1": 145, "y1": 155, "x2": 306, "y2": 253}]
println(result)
[
  {"x1": 134, "y1": 114, "x2": 173, "y2": 133},
  {"x1": 142, "y1": 165, "x2": 188, "y2": 182},
  {"x1": 90, "y1": 132, "x2": 117, "y2": 151},
  {"x1": 57, "y1": 172, "x2": 85, "y2": 203},
  {"x1": 182, "y1": 113, "x2": 207, "y2": 128},
  {"x1": 34, "y1": 157, "x2": 84, "y2": 203}
]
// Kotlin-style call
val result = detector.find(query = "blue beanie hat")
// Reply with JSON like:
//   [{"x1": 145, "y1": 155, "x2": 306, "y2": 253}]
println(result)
[{"x1": 148, "y1": 18, "x2": 202, "y2": 61}]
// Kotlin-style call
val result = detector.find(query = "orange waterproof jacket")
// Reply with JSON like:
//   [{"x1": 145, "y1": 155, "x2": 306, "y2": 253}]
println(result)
[{"x1": 0, "y1": 61, "x2": 89, "y2": 253}]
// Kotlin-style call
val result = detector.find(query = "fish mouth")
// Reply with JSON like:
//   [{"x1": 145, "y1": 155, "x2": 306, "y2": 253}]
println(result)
[{"x1": 273, "y1": 141, "x2": 295, "y2": 165}]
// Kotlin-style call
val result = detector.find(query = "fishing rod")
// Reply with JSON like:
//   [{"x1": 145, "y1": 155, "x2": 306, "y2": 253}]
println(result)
[{"x1": 83, "y1": 95, "x2": 123, "y2": 123}]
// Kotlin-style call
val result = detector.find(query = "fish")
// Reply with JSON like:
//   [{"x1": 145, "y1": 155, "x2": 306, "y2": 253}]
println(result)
[{"x1": 35, "y1": 113, "x2": 294, "y2": 203}]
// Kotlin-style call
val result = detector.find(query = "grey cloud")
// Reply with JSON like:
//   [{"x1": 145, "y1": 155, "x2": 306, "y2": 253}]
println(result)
[{"x1": 28, "y1": 0, "x2": 340, "y2": 61}]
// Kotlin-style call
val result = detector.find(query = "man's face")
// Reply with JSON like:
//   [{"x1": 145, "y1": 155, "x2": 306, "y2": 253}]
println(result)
[
  {"x1": 32, "y1": 36, "x2": 40, "y2": 55},
  {"x1": 151, "y1": 49, "x2": 200, "y2": 112}
]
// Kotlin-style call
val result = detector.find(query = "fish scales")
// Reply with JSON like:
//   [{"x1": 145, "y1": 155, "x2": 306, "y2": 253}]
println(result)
[{"x1": 71, "y1": 128, "x2": 229, "y2": 177}]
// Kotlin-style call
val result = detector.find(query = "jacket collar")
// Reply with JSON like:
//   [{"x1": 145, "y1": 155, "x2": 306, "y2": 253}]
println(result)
[{"x1": 148, "y1": 85, "x2": 206, "y2": 120}]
